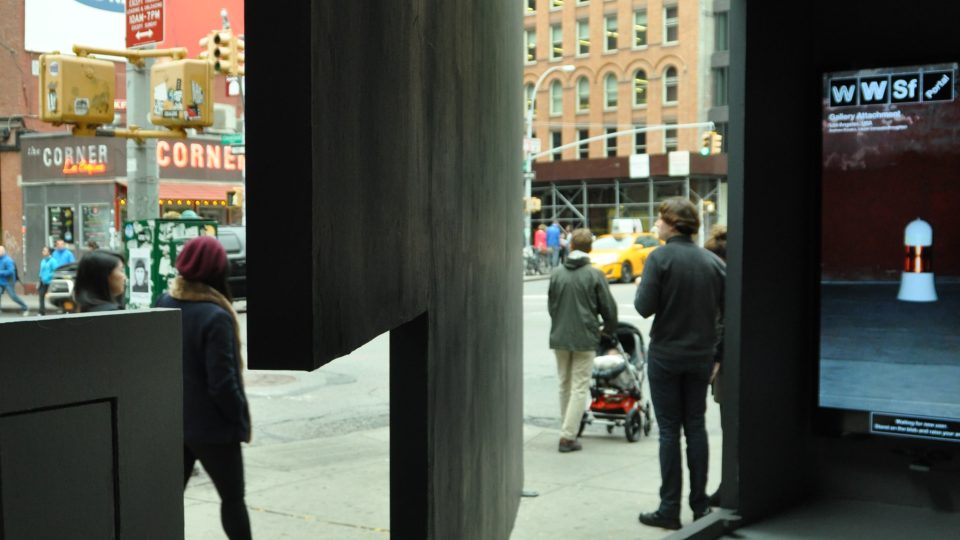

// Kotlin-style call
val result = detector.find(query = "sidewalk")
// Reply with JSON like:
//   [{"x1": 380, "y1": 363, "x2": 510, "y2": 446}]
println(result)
[
  {"x1": 184, "y1": 412, "x2": 722, "y2": 539},
  {"x1": 0, "y1": 290, "x2": 48, "y2": 317}
]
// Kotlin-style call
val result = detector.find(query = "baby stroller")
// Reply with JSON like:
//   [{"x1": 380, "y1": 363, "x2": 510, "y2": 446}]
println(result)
[{"x1": 578, "y1": 322, "x2": 653, "y2": 442}]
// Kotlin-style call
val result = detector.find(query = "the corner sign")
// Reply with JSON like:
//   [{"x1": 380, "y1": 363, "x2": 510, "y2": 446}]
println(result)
[
  {"x1": 828, "y1": 69, "x2": 954, "y2": 108},
  {"x1": 126, "y1": 0, "x2": 165, "y2": 48}
]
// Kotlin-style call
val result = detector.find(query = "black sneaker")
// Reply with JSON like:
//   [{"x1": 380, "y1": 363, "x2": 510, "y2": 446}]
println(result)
[
  {"x1": 694, "y1": 507, "x2": 712, "y2": 521},
  {"x1": 558, "y1": 438, "x2": 582, "y2": 453},
  {"x1": 638, "y1": 511, "x2": 681, "y2": 530},
  {"x1": 708, "y1": 489, "x2": 721, "y2": 507}
]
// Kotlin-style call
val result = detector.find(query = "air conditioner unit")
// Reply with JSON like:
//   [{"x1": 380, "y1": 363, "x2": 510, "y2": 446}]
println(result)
[{"x1": 211, "y1": 103, "x2": 237, "y2": 133}]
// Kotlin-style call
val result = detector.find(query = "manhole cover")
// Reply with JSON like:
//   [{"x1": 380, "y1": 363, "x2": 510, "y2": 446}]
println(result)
[{"x1": 245, "y1": 374, "x2": 298, "y2": 387}]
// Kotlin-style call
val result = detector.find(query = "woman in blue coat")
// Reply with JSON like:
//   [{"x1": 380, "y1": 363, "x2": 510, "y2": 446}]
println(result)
[{"x1": 156, "y1": 235, "x2": 251, "y2": 539}]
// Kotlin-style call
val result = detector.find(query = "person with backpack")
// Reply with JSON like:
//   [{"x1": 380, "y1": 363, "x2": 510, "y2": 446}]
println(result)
[
  {"x1": 0, "y1": 245, "x2": 30, "y2": 316},
  {"x1": 38, "y1": 246, "x2": 58, "y2": 316}
]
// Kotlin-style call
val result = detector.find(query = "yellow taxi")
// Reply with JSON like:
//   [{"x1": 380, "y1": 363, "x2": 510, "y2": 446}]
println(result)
[{"x1": 589, "y1": 232, "x2": 663, "y2": 283}]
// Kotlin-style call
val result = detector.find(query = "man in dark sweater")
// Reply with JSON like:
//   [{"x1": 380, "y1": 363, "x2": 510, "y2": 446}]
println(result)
[
  {"x1": 635, "y1": 197, "x2": 725, "y2": 531},
  {"x1": 548, "y1": 228, "x2": 618, "y2": 453}
]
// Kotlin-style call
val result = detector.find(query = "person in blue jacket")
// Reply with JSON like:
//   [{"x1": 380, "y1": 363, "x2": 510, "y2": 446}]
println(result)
[
  {"x1": 0, "y1": 245, "x2": 29, "y2": 315},
  {"x1": 51, "y1": 239, "x2": 76, "y2": 268},
  {"x1": 38, "y1": 246, "x2": 59, "y2": 315},
  {"x1": 156, "y1": 235, "x2": 251, "y2": 540},
  {"x1": 546, "y1": 220, "x2": 562, "y2": 268}
]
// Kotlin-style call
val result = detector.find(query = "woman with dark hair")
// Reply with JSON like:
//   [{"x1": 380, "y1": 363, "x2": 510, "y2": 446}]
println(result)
[
  {"x1": 155, "y1": 235, "x2": 251, "y2": 539},
  {"x1": 74, "y1": 250, "x2": 126, "y2": 312}
]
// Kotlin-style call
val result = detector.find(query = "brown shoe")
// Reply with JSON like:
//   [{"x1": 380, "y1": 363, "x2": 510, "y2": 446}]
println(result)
[{"x1": 558, "y1": 438, "x2": 582, "y2": 453}]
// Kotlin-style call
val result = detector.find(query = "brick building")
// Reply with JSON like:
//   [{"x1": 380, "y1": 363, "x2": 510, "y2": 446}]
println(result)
[{"x1": 523, "y1": 0, "x2": 729, "y2": 236}]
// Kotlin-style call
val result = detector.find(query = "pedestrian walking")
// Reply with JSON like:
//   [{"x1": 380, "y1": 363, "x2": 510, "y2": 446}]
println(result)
[
  {"x1": 635, "y1": 197, "x2": 725, "y2": 531},
  {"x1": 703, "y1": 224, "x2": 727, "y2": 508},
  {"x1": 51, "y1": 239, "x2": 76, "y2": 268},
  {"x1": 38, "y1": 246, "x2": 58, "y2": 316},
  {"x1": 548, "y1": 228, "x2": 618, "y2": 453},
  {"x1": 156, "y1": 236, "x2": 252, "y2": 540},
  {"x1": 546, "y1": 220, "x2": 562, "y2": 268},
  {"x1": 534, "y1": 224, "x2": 549, "y2": 271},
  {"x1": 0, "y1": 245, "x2": 29, "y2": 316},
  {"x1": 74, "y1": 250, "x2": 126, "y2": 312}
]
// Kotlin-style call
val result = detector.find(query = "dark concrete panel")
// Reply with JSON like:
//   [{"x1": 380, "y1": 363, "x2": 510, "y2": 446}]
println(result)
[
  {"x1": 247, "y1": 1, "x2": 524, "y2": 538},
  {"x1": 0, "y1": 311, "x2": 183, "y2": 539},
  {"x1": 728, "y1": 0, "x2": 960, "y2": 531}
]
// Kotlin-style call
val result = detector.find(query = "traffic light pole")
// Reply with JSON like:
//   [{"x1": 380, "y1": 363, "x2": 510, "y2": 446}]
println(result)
[{"x1": 125, "y1": 47, "x2": 159, "y2": 221}]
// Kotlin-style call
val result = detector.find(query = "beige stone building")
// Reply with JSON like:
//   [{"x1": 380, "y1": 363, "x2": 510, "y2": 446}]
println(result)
[{"x1": 523, "y1": 0, "x2": 729, "y2": 234}]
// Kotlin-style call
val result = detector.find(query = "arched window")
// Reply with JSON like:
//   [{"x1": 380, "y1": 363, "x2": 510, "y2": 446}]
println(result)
[
  {"x1": 576, "y1": 76, "x2": 590, "y2": 112},
  {"x1": 550, "y1": 80, "x2": 563, "y2": 115},
  {"x1": 633, "y1": 70, "x2": 647, "y2": 106},
  {"x1": 525, "y1": 83, "x2": 535, "y2": 116},
  {"x1": 604, "y1": 74, "x2": 618, "y2": 109},
  {"x1": 663, "y1": 66, "x2": 678, "y2": 104}
]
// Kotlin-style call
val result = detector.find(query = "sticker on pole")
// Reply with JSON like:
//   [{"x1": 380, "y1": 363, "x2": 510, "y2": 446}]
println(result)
[{"x1": 126, "y1": 0, "x2": 165, "y2": 48}]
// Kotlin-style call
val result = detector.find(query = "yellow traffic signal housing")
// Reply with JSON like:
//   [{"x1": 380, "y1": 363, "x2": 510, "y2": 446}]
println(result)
[
  {"x1": 38, "y1": 54, "x2": 115, "y2": 130},
  {"x1": 700, "y1": 131, "x2": 712, "y2": 155},
  {"x1": 199, "y1": 30, "x2": 245, "y2": 76},
  {"x1": 710, "y1": 132, "x2": 723, "y2": 155},
  {"x1": 149, "y1": 59, "x2": 214, "y2": 128}
]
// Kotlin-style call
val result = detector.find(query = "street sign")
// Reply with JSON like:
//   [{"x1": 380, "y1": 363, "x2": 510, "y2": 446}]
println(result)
[
  {"x1": 228, "y1": 144, "x2": 245, "y2": 156},
  {"x1": 523, "y1": 137, "x2": 542, "y2": 154},
  {"x1": 221, "y1": 133, "x2": 244, "y2": 145},
  {"x1": 668, "y1": 151, "x2": 690, "y2": 176},
  {"x1": 126, "y1": 0, "x2": 165, "y2": 48},
  {"x1": 629, "y1": 154, "x2": 650, "y2": 178}
]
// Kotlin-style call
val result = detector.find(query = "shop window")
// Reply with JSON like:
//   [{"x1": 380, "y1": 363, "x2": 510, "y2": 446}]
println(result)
[
  {"x1": 634, "y1": 10, "x2": 647, "y2": 48},
  {"x1": 550, "y1": 80, "x2": 563, "y2": 115},
  {"x1": 81, "y1": 204, "x2": 112, "y2": 249},
  {"x1": 634, "y1": 70, "x2": 648, "y2": 106},
  {"x1": 663, "y1": 66, "x2": 678, "y2": 104},
  {"x1": 576, "y1": 76, "x2": 590, "y2": 112},
  {"x1": 47, "y1": 205, "x2": 76, "y2": 246},
  {"x1": 664, "y1": 6, "x2": 679, "y2": 44},
  {"x1": 604, "y1": 73, "x2": 618, "y2": 109}
]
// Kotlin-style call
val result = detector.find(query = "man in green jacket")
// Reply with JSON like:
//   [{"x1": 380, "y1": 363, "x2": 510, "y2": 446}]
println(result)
[{"x1": 548, "y1": 228, "x2": 618, "y2": 453}]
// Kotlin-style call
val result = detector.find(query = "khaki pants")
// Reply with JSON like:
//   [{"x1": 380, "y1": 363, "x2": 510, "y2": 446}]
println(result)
[{"x1": 554, "y1": 349, "x2": 594, "y2": 440}]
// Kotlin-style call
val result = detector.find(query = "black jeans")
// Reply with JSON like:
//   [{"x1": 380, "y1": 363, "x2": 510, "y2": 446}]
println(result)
[
  {"x1": 184, "y1": 442, "x2": 252, "y2": 540},
  {"x1": 647, "y1": 355, "x2": 712, "y2": 518},
  {"x1": 38, "y1": 283, "x2": 48, "y2": 315}
]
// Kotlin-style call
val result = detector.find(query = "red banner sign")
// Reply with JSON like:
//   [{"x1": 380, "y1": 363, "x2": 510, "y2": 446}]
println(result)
[{"x1": 126, "y1": 0, "x2": 165, "y2": 48}]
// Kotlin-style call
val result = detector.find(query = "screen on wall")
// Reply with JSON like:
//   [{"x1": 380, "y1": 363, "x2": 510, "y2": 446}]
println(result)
[{"x1": 820, "y1": 63, "x2": 960, "y2": 444}]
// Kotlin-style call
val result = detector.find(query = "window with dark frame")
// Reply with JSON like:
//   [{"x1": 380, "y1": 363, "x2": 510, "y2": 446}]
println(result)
[
  {"x1": 551, "y1": 130, "x2": 563, "y2": 161},
  {"x1": 634, "y1": 127, "x2": 646, "y2": 153},
  {"x1": 664, "y1": 122, "x2": 678, "y2": 152},
  {"x1": 664, "y1": 66, "x2": 678, "y2": 104},
  {"x1": 577, "y1": 76, "x2": 590, "y2": 112},
  {"x1": 606, "y1": 128, "x2": 617, "y2": 157},
  {"x1": 604, "y1": 15, "x2": 618, "y2": 52},
  {"x1": 634, "y1": 70, "x2": 647, "y2": 106},
  {"x1": 578, "y1": 129, "x2": 589, "y2": 159}
]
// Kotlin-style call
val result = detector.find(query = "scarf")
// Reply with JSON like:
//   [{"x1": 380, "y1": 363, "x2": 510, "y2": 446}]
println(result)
[{"x1": 169, "y1": 276, "x2": 245, "y2": 373}]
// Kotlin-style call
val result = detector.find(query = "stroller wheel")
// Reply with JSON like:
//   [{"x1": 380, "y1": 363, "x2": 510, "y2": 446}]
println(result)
[{"x1": 625, "y1": 409, "x2": 642, "y2": 442}]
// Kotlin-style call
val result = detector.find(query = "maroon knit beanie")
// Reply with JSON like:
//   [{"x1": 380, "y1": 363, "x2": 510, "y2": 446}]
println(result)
[{"x1": 176, "y1": 235, "x2": 227, "y2": 282}]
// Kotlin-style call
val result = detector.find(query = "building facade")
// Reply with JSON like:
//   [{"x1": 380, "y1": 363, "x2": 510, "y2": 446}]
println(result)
[{"x1": 523, "y1": 0, "x2": 729, "y2": 236}]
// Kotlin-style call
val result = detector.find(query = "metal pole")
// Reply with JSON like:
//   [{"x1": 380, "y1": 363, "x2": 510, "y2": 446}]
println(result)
[
  {"x1": 524, "y1": 64, "x2": 573, "y2": 247},
  {"x1": 125, "y1": 47, "x2": 159, "y2": 221}
]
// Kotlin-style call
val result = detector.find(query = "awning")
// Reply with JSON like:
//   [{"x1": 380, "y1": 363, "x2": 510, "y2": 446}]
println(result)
[{"x1": 158, "y1": 183, "x2": 234, "y2": 203}]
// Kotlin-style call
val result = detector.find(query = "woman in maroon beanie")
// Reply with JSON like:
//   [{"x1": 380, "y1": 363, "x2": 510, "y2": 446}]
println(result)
[{"x1": 156, "y1": 235, "x2": 251, "y2": 539}]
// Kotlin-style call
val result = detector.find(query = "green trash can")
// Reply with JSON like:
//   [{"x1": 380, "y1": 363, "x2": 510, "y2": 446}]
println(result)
[{"x1": 122, "y1": 218, "x2": 218, "y2": 309}]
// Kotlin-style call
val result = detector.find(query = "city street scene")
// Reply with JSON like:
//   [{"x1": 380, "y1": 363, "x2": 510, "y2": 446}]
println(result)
[{"x1": 0, "y1": 0, "x2": 730, "y2": 537}]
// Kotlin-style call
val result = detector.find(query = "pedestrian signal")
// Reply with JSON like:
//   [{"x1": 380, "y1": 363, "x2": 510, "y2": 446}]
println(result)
[
  {"x1": 150, "y1": 60, "x2": 214, "y2": 128},
  {"x1": 38, "y1": 54, "x2": 115, "y2": 133}
]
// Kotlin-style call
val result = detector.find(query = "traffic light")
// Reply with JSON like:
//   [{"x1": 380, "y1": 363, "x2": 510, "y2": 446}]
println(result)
[
  {"x1": 38, "y1": 54, "x2": 115, "y2": 133},
  {"x1": 700, "y1": 131, "x2": 723, "y2": 156},
  {"x1": 199, "y1": 30, "x2": 245, "y2": 76},
  {"x1": 149, "y1": 59, "x2": 214, "y2": 128},
  {"x1": 700, "y1": 131, "x2": 712, "y2": 156},
  {"x1": 710, "y1": 131, "x2": 723, "y2": 155}
]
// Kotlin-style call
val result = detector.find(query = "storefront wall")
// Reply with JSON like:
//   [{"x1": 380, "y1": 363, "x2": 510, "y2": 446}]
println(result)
[{"x1": 23, "y1": 182, "x2": 117, "y2": 279}]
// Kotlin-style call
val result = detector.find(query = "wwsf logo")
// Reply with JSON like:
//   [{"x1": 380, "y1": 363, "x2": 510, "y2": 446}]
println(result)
[{"x1": 828, "y1": 70, "x2": 954, "y2": 108}]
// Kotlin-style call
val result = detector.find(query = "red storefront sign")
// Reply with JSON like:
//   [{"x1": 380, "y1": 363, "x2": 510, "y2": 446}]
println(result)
[{"x1": 126, "y1": 0, "x2": 165, "y2": 48}]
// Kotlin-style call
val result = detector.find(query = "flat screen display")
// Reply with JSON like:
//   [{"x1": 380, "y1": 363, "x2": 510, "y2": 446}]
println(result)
[{"x1": 820, "y1": 63, "x2": 960, "y2": 444}]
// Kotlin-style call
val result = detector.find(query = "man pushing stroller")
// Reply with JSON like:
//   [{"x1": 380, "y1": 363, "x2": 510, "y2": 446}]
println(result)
[{"x1": 548, "y1": 228, "x2": 618, "y2": 453}]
